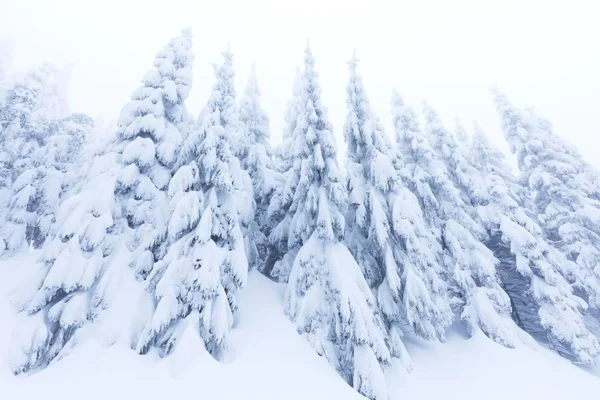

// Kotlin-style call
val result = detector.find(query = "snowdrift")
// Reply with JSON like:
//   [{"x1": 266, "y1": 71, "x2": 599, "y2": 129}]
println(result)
[{"x1": 1, "y1": 254, "x2": 599, "y2": 400}]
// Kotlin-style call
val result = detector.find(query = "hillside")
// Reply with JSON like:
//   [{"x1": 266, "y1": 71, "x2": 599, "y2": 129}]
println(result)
[{"x1": 1, "y1": 254, "x2": 599, "y2": 400}]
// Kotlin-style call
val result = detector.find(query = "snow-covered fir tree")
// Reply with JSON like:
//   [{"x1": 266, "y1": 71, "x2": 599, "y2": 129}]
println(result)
[
  {"x1": 0, "y1": 64, "x2": 85, "y2": 254},
  {"x1": 196, "y1": 47, "x2": 257, "y2": 272},
  {"x1": 9, "y1": 28, "x2": 195, "y2": 374},
  {"x1": 493, "y1": 91, "x2": 600, "y2": 304},
  {"x1": 115, "y1": 27, "x2": 195, "y2": 280},
  {"x1": 264, "y1": 67, "x2": 303, "y2": 275},
  {"x1": 1, "y1": 65, "x2": 51, "y2": 255},
  {"x1": 273, "y1": 66, "x2": 302, "y2": 172},
  {"x1": 390, "y1": 93, "x2": 517, "y2": 347},
  {"x1": 343, "y1": 54, "x2": 449, "y2": 364},
  {"x1": 268, "y1": 46, "x2": 391, "y2": 400},
  {"x1": 454, "y1": 119, "x2": 470, "y2": 145},
  {"x1": 135, "y1": 48, "x2": 250, "y2": 360},
  {"x1": 238, "y1": 68, "x2": 282, "y2": 272},
  {"x1": 492, "y1": 92, "x2": 600, "y2": 363}
]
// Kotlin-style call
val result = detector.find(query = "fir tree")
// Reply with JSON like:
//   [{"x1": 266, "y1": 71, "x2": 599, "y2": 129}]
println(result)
[
  {"x1": 493, "y1": 92, "x2": 600, "y2": 304},
  {"x1": 0, "y1": 64, "x2": 81, "y2": 254},
  {"x1": 116, "y1": 27, "x2": 195, "y2": 280},
  {"x1": 238, "y1": 68, "x2": 282, "y2": 272},
  {"x1": 265, "y1": 67, "x2": 303, "y2": 275},
  {"x1": 391, "y1": 93, "x2": 516, "y2": 346},
  {"x1": 492, "y1": 92, "x2": 600, "y2": 363},
  {"x1": 135, "y1": 48, "x2": 249, "y2": 360},
  {"x1": 9, "y1": 29, "x2": 195, "y2": 374},
  {"x1": 344, "y1": 54, "x2": 449, "y2": 363},
  {"x1": 269, "y1": 46, "x2": 391, "y2": 400},
  {"x1": 274, "y1": 66, "x2": 302, "y2": 172}
]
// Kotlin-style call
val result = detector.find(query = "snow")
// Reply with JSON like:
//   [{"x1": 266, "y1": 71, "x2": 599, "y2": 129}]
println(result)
[
  {"x1": 388, "y1": 328, "x2": 600, "y2": 400},
  {"x1": 2, "y1": 254, "x2": 600, "y2": 399},
  {"x1": 0, "y1": 254, "x2": 364, "y2": 400}
]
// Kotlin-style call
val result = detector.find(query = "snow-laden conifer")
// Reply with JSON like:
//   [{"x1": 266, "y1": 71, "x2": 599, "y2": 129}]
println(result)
[
  {"x1": 390, "y1": 93, "x2": 516, "y2": 346},
  {"x1": 269, "y1": 46, "x2": 391, "y2": 400},
  {"x1": 239, "y1": 68, "x2": 282, "y2": 272},
  {"x1": 135, "y1": 48, "x2": 249, "y2": 360},
  {"x1": 344, "y1": 55, "x2": 449, "y2": 361},
  {"x1": 9, "y1": 29, "x2": 194, "y2": 374},
  {"x1": 265, "y1": 68, "x2": 303, "y2": 274},
  {"x1": 492, "y1": 92, "x2": 600, "y2": 363},
  {"x1": 494, "y1": 92, "x2": 600, "y2": 304},
  {"x1": 274, "y1": 67, "x2": 302, "y2": 173},
  {"x1": 0, "y1": 64, "x2": 86, "y2": 254},
  {"x1": 115, "y1": 28, "x2": 194, "y2": 280}
]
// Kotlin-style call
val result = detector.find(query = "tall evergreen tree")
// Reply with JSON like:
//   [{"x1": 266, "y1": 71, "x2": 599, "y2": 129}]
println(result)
[
  {"x1": 493, "y1": 92, "x2": 600, "y2": 304},
  {"x1": 9, "y1": 29, "x2": 195, "y2": 374},
  {"x1": 135, "y1": 48, "x2": 250, "y2": 360},
  {"x1": 390, "y1": 93, "x2": 517, "y2": 346},
  {"x1": 238, "y1": 68, "x2": 282, "y2": 272},
  {"x1": 492, "y1": 92, "x2": 600, "y2": 363},
  {"x1": 116, "y1": 28, "x2": 195, "y2": 280},
  {"x1": 197, "y1": 48, "x2": 256, "y2": 272},
  {"x1": 265, "y1": 67, "x2": 303, "y2": 275},
  {"x1": 269, "y1": 47, "x2": 391, "y2": 400},
  {"x1": 0, "y1": 64, "x2": 83, "y2": 254},
  {"x1": 344, "y1": 55, "x2": 449, "y2": 362},
  {"x1": 273, "y1": 67, "x2": 302, "y2": 173}
]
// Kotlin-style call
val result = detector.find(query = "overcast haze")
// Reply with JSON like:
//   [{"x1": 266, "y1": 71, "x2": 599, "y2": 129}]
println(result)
[{"x1": 1, "y1": 0, "x2": 599, "y2": 166}]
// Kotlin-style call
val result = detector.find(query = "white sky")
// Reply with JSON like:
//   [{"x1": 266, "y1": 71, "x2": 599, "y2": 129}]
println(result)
[{"x1": 1, "y1": 0, "x2": 599, "y2": 166}]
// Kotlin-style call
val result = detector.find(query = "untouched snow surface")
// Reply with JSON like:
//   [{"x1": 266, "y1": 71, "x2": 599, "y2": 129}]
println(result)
[{"x1": 1, "y1": 254, "x2": 600, "y2": 400}]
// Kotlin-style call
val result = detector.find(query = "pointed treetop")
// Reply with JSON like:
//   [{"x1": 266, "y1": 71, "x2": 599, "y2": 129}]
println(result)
[
  {"x1": 422, "y1": 101, "x2": 438, "y2": 122},
  {"x1": 391, "y1": 89, "x2": 405, "y2": 105},
  {"x1": 491, "y1": 87, "x2": 510, "y2": 107},
  {"x1": 472, "y1": 121, "x2": 486, "y2": 140},
  {"x1": 303, "y1": 44, "x2": 315, "y2": 70},
  {"x1": 391, "y1": 89, "x2": 407, "y2": 107},
  {"x1": 347, "y1": 48, "x2": 359, "y2": 72},
  {"x1": 244, "y1": 66, "x2": 260, "y2": 98},
  {"x1": 222, "y1": 43, "x2": 233, "y2": 64},
  {"x1": 455, "y1": 119, "x2": 469, "y2": 143},
  {"x1": 181, "y1": 26, "x2": 193, "y2": 39}
]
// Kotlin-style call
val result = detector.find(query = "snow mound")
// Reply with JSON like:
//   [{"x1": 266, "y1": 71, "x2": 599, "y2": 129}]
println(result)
[{"x1": 1, "y1": 255, "x2": 600, "y2": 400}]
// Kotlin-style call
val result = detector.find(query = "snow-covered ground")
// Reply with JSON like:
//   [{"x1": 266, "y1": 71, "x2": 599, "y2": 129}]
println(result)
[{"x1": 1, "y1": 254, "x2": 600, "y2": 400}]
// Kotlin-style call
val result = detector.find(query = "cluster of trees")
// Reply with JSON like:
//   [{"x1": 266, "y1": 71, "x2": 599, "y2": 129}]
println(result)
[{"x1": 2, "y1": 30, "x2": 600, "y2": 399}]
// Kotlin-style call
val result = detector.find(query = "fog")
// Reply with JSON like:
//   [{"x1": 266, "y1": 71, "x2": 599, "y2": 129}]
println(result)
[{"x1": 1, "y1": 0, "x2": 598, "y2": 165}]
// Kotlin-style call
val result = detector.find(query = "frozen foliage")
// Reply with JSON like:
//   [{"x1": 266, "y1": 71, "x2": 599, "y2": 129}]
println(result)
[
  {"x1": 135, "y1": 48, "x2": 249, "y2": 360},
  {"x1": 494, "y1": 92, "x2": 600, "y2": 307},
  {"x1": 492, "y1": 92, "x2": 600, "y2": 363},
  {"x1": 472, "y1": 124, "x2": 600, "y2": 363},
  {"x1": 9, "y1": 150, "x2": 123, "y2": 374},
  {"x1": 274, "y1": 67, "x2": 303, "y2": 173},
  {"x1": 238, "y1": 69, "x2": 282, "y2": 272},
  {"x1": 269, "y1": 47, "x2": 391, "y2": 400},
  {"x1": 265, "y1": 68, "x2": 303, "y2": 274},
  {"x1": 195, "y1": 48, "x2": 256, "y2": 272},
  {"x1": 9, "y1": 28, "x2": 195, "y2": 374},
  {"x1": 0, "y1": 64, "x2": 90, "y2": 254},
  {"x1": 420, "y1": 103, "x2": 519, "y2": 347},
  {"x1": 115, "y1": 28, "x2": 194, "y2": 280},
  {"x1": 1, "y1": 64, "x2": 56, "y2": 254},
  {"x1": 343, "y1": 55, "x2": 449, "y2": 361}
]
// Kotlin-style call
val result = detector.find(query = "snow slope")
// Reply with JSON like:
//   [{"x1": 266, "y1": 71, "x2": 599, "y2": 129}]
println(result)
[{"x1": 1, "y1": 254, "x2": 600, "y2": 400}]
